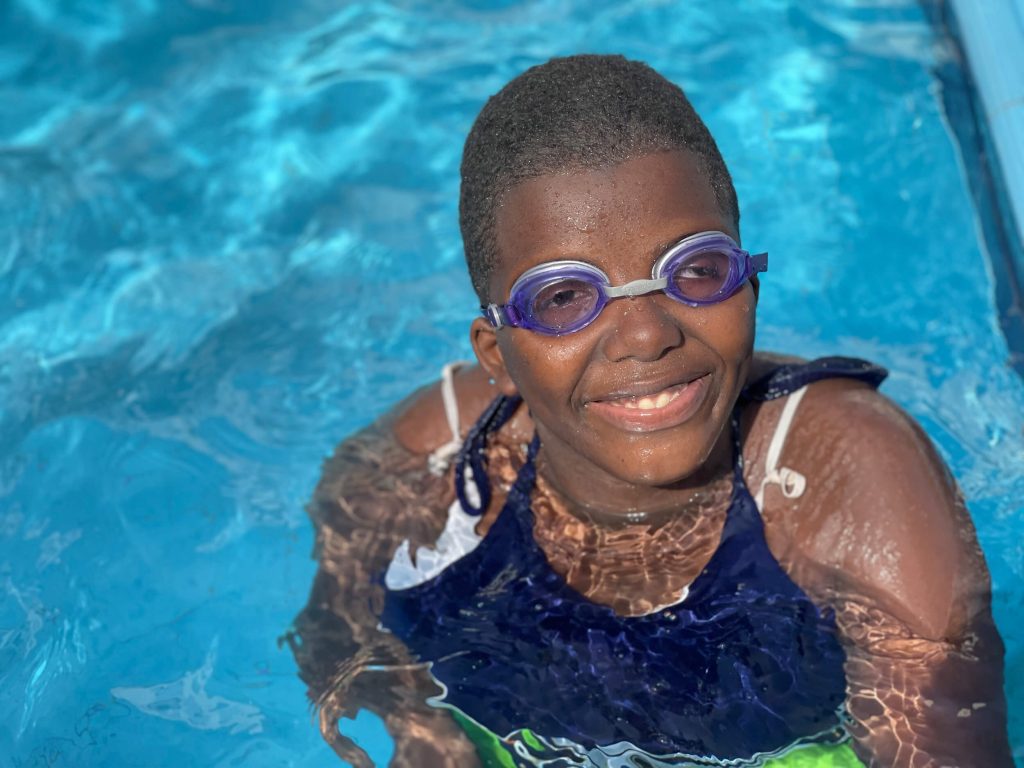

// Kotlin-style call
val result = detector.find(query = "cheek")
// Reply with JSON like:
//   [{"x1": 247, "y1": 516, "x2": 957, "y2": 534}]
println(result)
[
  {"x1": 498, "y1": 334, "x2": 593, "y2": 400},
  {"x1": 692, "y1": 290, "x2": 757, "y2": 357}
]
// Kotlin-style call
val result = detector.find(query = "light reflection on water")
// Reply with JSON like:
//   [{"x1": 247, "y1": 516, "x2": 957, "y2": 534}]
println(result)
[{"x1": 0, "y1": 0, "x2": 1022, "y2": 765}]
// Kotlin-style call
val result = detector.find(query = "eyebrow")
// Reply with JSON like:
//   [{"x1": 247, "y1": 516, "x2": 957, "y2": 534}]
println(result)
[{"x1": 651, "y1": 229, "x2": 704, "y2": 259}]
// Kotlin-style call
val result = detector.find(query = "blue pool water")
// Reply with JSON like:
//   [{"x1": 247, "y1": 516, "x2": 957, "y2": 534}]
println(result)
[{"x1": 1, "y1": 1, "x2": 1023, "y2": 766}]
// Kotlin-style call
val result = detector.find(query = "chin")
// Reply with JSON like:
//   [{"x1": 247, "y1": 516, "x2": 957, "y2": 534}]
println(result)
[
  {"x1": 628, "y1": 463, "x2": 704, "y2": 488},
  {"x1": 597, "y1": 441, "x2": 717, "y2": 488}
]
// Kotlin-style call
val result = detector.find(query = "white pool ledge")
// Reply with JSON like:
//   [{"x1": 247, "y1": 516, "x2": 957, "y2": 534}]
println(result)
[{"x1": 951, "y1": 0, "x2": 1024, "y2": 246}]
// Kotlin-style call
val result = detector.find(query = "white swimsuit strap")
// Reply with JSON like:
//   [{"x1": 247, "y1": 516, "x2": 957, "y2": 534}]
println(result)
[
  {"x1": 754, "y1": 385, "x2": 809, "y2": 510},
  {"x1": 439, "y1": 361, "x2": 464, "y2": 442},
  {"x1": 427, "y1": 361, "x2": 473, "y2": 476}
]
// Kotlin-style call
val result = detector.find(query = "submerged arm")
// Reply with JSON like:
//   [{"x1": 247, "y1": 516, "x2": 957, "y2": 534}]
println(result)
[
  {"x1": 779, "y1": 383, "x2": 1011, "y2": 767},
  {"x1": 833, "y1": 590, "x2": 1007, "y2": 766},
  {"x1": 287, "y1": 411, "x2": 482, "y2": 768}
]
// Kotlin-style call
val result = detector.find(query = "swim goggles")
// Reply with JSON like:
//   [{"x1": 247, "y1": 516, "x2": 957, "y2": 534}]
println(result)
[{"x1": 482, "y1": 231, "x2": 767, "y2": 336}]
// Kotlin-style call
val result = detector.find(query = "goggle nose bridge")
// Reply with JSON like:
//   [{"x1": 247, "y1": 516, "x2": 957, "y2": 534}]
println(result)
[{"x1": 602, "y1": 276, "x2": 669, "y2": 300}]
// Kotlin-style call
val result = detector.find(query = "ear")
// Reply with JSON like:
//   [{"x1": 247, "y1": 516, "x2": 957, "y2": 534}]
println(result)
[
  {"x1": 470, "y1": 317, "x2": 519, "y2": 397},
  {"x1": 749, "y1": 275, "x2": 760, "y2": 304}
]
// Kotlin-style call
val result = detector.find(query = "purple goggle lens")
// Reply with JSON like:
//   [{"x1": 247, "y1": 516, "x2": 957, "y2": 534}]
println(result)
[{"x1": 482, "y1": 231, "x2": 767, "y2": 336}]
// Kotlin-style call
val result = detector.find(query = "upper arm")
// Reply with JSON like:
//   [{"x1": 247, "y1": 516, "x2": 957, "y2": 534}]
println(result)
[
  {"x1": 774, "y1": 382, "x2": 1011, "y2": 765},
  {"x1": 783, "y1": 381, "x2": 990, "y2": 640},
  {"x1": 294, "y1": 419, "x2": 453, "y2": 686},
  {"x1": 310, "y1": 360, "x2": 520, "y2": 579},
  {"x1": 309, "y1": 418, "x2": 452, "y2": 567},
  {"x1": 294, "y1": 420, "x2": 484, "y2": 766}
]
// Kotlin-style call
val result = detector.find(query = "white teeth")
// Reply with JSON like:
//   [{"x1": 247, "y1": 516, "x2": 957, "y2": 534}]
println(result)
[{"x1": 617, "y1": 385, "x2": 685, "y2": 410}]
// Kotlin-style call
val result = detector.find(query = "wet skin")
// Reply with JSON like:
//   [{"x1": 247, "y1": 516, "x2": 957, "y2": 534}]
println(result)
[
  {"x1": 291, "y1": 151, "x2": 1012, "y2": 767},
  {"x1": 471, "y1": 150, "x2": 757, "y2": 523}
]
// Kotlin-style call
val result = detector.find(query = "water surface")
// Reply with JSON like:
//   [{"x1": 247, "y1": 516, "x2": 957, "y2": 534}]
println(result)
[{"x1": 1, "y1": 0, "x2": 1022, "y2": 765}]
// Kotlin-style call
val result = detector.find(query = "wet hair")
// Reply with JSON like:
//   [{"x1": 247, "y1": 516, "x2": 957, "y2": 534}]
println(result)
[{"x1": 459, "y1": 54, "x2": 740, "y2": 302}]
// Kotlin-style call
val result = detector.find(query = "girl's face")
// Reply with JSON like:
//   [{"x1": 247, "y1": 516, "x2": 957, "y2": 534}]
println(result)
[{"x1": 471, "y1": 150, "x2": 757, "y2": 503}]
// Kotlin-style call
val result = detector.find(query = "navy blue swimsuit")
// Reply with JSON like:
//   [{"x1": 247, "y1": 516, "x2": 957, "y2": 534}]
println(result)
[{"x1": 381, "y1": 358, "x2": 887, "y2": 763}]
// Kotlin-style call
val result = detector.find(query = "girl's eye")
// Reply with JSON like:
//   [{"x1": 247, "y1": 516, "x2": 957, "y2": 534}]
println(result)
[
  {"x1": 531, "y1": 279, "x2": 600, "y2": 329},
  {"x1": 548, "y1": 288, "x2": 579, "y2": 307},
  {"x1": 671, "y1": 251, "x2": 731, "y2": 299},
  {"x1": 678, "y1": 263, "x2": 719, "y2": 279}
]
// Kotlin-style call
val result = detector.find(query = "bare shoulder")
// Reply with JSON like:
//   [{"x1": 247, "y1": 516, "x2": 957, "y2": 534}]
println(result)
[
  {"x1": 311, "y1": 362, "x2": 528, "y2": 554},
  {"x1": 773, "y1": 378, "x2": 990, "y2": 640},
  {"x1": 392, "y1": 363, "x2": 532, "y2": 455},
  {"x1": 311, "y1": 363, "x2": 488, "y2": 543}
]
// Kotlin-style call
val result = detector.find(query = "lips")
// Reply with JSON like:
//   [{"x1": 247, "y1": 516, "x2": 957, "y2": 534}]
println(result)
[{"x1": 584, "y1": 373, "x2": 711, "y2": 432}]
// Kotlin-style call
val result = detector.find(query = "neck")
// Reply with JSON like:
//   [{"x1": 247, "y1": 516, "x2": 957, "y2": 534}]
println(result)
[{"x1": 534, "y1": 420, "x2": 736, "y2": 529}]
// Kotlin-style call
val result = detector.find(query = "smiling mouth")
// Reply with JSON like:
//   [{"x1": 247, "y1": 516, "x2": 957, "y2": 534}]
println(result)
[
  {"x1": 585, "y1": 374, "x2": 711, "y2": 431},
  {"x1": 604, "y1": 382, "x2": 689, "y2": 411}
]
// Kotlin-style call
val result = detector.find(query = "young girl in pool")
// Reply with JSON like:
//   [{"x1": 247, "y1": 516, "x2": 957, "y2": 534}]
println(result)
[{"x1": 289, "y1": 55, "x2": 1011, "y2": 767}]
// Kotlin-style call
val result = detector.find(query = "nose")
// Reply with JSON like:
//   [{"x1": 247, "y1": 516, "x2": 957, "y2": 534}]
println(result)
[{"x1": 599, "y1": 293, "x2": 684, "y2": 362}]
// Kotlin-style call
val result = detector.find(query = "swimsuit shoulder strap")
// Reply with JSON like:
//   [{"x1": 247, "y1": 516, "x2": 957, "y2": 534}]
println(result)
[
  {"x1": 420, "y1": 361, "x2": 521, "y2": 516},
  {"x1": 742, "y1": 356, "x2": 888, "y2": 510},
  {"x1": 453, "y1": 389, "x2": 523, "y2": 517},
  {"x1": 754, "y1": 385, "x2": 809, "y2": 510},
  {"x1": 427, "y1": 361, "x2": 473, "y2": 476},
  {"x1": 743, "y1": 356, "x2": 887, "y2": 402}
]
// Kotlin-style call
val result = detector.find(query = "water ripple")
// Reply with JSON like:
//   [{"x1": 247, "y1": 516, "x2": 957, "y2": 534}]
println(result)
[{"x1": 111, "y1": 637, "x2": 265, "y2": 735}]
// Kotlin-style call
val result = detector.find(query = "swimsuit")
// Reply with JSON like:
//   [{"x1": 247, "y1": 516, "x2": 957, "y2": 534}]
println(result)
[{"x1": 381, "y1": 358, "x2": 887, "y2": 767}]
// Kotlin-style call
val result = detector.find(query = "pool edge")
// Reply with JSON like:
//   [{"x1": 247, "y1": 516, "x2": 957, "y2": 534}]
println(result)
[{"x1": 939, "y1": 0, "x2": 1024, "y2": 375}]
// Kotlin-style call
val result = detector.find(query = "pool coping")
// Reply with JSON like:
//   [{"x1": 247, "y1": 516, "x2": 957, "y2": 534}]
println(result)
[{"x1": 944, "y1": 0, "x2": 1024, "y2": 373}]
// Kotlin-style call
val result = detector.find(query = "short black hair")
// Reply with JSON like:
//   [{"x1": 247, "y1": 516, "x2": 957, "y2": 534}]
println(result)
[{"x1": 459, "y1": 54, "x2": 739, "y2": 302}]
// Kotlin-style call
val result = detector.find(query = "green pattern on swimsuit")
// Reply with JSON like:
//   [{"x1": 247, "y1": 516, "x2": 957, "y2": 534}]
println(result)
[
  {"x1": 451, "y1": 711, "x2": 866, "y2": 768},
  {"x1": 452, "y1": 712, "x2": 517, "y2": 768},
  {"x1": 762, "y1": 742, "x2": 864, "y2": 767}
]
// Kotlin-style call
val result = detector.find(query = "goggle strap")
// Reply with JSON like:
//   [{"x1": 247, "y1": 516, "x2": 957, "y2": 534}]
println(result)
[
  {"x1": 482, "y1": 304, "x2": 507, "y2": 329},
  {"x1": 483, "y1": 303, "x2": 525, "y2": 329},
  {"x1": 750, "y1": 252, "x2": 768, "y2": 273}
]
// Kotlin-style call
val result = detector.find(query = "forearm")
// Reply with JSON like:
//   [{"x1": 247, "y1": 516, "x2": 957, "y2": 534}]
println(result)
[
  {"x1": 838, "y1": 603, "x2": 1011, "y2": 767},
  {"x1": 313, "y1": 680, "x2": 480, "y2": 768},
  {"x1": 292, "y1": 566, "x2": 481, "y2": 768},
  {"x1": 386, "y1": 707, "x2": 482, "y2": 768}
]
